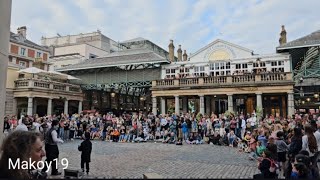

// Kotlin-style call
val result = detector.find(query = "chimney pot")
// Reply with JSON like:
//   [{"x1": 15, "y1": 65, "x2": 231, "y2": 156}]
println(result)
[
  {"x1": 177, "y1": 45, "x2": 182, "y2": 61},
  {"x1": 183, "y1": 50, "x2": 188, "y2": 61},
  {"x1": 17, "y1": 26, "x2": 27, "y2": 39},
  {"x1": 168, "y1": 40, "x2": 175, "y2": 62}
]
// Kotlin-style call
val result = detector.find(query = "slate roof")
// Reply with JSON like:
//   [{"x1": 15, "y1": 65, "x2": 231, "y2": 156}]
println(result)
[
  {"x1": 277, "y1": 30, "x2": 320, "y2": 50},
  {"x1": 10, "y1": 32, "x2": 50, "y2": 52},
  {"x1": 56, "y1": 48, "x2": 169, "y2": 71}
]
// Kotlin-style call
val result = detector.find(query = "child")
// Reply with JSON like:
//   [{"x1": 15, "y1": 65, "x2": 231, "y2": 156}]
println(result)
[
  {"x1": 275, "y1": 131, "x2": 288, "y2": 174},
  {"x1": 78, "y1": 132, "x2": 92, "y2": 175}
]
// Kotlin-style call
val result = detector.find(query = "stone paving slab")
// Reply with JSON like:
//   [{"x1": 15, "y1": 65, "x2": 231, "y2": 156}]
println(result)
[{"x1": 49, "y1": 140, "x2": 259, "y2": 179}]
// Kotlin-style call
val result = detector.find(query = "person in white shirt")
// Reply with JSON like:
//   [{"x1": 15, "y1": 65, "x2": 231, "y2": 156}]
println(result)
[
  {"x1": 15, "y1": 117, "x2": 28, "y2": 132},
  {"x1": 33, "y1": 119, "x2": 41, "y2": 133},
  {"x1": 241, "y1": 117, "x2": 246, "y2": 139}
]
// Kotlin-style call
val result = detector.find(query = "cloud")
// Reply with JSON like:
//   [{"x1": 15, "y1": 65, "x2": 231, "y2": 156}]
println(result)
[{"x1": 10, "y1": 0, "x2": 320, "y2": 54}]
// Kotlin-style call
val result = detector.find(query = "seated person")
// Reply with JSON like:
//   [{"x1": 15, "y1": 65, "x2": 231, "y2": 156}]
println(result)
[
  {"x1": 250, "y1": 141, "x2": 266, "y2": 160},
  {"x1": 227, "y1": 130, "x2": 237, "y2": 147},
  {"x1": 208, "y1": 131, "x2": 221, "y2": 145},
  {"x1": 186, "y1": 134, "x2": 196, "y2": 144},
  {"x1": 166, "y1": 132, "x2": 176, "y2": 144},
  {"x1": 112, "y1": 129, "x2": 120, "y2": 142},
  {"x1": 196, "y1": 133, "x2": 204, "y2": 144},
  {"x1": 90, "y1": 125, "x2": 98, "y2": 139}
]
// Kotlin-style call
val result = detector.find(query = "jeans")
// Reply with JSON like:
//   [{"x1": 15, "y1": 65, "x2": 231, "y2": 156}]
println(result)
[
  {"x1": 59, "y1": 128, "x2": 64, "y2": 139},
  {"x1": 102, "y1": 131, "x2": 106, "y2": 141},
  {"x1": 119, "y1": 134, "x2": 125, "y2": 141},
  {"x1": 229, "y1": 137, "x2": 234, "y2": 146},
  {"x1": 183, "y1": 132, "x2": 188, "y2": 141},
  {"x1": 69, "y1": 130, "x2": 75, "y2": 139},
  {"x1": 64, "y1": 130, "x2": 69, "y2": 140}
]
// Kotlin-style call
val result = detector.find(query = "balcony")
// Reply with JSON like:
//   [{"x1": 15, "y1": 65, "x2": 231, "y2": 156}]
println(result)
[
  {"x1": 152, "y1": 72, "x2": 293, "y2": 89},
  {"x1": 14, "y1": 78, "x2": 82, "y2": 93}
]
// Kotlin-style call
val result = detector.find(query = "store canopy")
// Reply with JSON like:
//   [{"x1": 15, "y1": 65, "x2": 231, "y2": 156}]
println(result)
[{"x1": 48, "y1": 70, "x2": 81, "y2": 80}]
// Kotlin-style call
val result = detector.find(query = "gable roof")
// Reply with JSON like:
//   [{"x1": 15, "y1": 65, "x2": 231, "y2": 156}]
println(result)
[
  {"x1": 277, "y1": 30, "x2": 320, "y2": 50},
  {"x1": 190, "y1": 39, "x2": 253, "y2": 58},
  {"x1": 10, "y1": 32, "x2": 50, "y2": 52},
  {"x1": 56, "y1": 48, "x2": 169, "y2": 71}
]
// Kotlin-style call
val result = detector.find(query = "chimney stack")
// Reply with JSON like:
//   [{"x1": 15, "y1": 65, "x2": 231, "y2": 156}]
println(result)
[
  {"x1": 168, "y1": 40, "x2": 175, "y2": 62},
  {"x1": 17, "y1": 26, "x2": 27, "y2": 39},
  {"x1": 183, "y1": 50, "x2": 188, "y2": 61},
  {"x1": 177, "y1": 45, "x2": 182, "y2": 61},
  {"x1": 279, "y1": 25, "x2": 287, "y2": 46}
]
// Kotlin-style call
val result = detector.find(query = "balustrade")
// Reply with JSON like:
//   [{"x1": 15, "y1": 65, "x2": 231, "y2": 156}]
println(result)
[
  {"x1": 14, "y1": 78, "x2": 81, "y2": 93},
  {"x1": 153, "y1": 72, "x2": 292, "y2": 88}
]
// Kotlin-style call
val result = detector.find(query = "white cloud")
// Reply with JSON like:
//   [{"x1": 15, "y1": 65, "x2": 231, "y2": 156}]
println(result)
[{"x1": 10, "y1": 0, "x2": 320, "y2": 54}]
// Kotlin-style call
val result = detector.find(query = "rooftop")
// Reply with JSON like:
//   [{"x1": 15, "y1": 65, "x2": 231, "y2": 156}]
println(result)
[
  {"x1": 56, "y1": 48, "x2": 169, "y2": 71},
  {"x1": 277, "y1": 30, "x2": 320, "y2": 50},
  {"x1": 10, "y1": 32, "x2": 50, "y2": 52}
]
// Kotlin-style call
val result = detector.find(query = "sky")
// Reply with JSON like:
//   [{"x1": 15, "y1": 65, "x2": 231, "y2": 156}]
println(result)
[{"x1": 11, "y1": 0, "x2": 320, "y2": 55}]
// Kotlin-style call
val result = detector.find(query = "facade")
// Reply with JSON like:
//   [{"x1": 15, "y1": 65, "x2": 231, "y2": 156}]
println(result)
[
  {"x1": 13, "y1": 64, "x2": 83, "y2": 118},
  {"x1": 58, "y1": 38, "x2": 171, "y2": 115},
  {"x1": 5, "y1": 62, "x2": 21, "y2": 115},
  {"x1": 43, "y1": 31, "x2": 126, "y2": 70},
  {"x1": 152, "y1": 39, "x2": 295, "y2": 117},
  {"x1": 9, "y1": 27, "x2": 51, "y2": 70},
  {"x1": 276, "y1": 27, "x2": 320, "y2": 114}
]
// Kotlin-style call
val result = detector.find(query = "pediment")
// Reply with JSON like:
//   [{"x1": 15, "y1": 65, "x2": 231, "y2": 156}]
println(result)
[{"x1": 190, "y1": 39, "x2": 253, "y2": 62}]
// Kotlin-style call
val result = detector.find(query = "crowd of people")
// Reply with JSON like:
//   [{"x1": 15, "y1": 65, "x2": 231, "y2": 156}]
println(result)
[{"x1": 2, "y1": 110, "x2": 320, "y2": 179}]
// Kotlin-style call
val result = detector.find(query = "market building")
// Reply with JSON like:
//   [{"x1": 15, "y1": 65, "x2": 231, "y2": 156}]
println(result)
[{"x1": 151, "y1": 38, "x2": 295, "y2": 117}]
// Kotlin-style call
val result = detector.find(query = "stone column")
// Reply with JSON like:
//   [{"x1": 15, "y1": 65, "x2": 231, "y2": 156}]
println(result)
[
  {"x1": 12, "y1": 98, "x2": 17, "y2": 116},
  {"x1": 64, "y1": 99, "x2": 68, "y2": 115},
  {"x1": 199, "y1": 95, "x2": 205, "y2": 115},
  {"x1": 205, "y1": 96, "x2": 211, "y2": 115},
  {"x1": 174, "y1": 95, "x2": 180, "y2": 115},
  {"x1": 33, "y1": 98, "x2": 37, "y2": 115},
  {"x1": 256, "y1": 93, "x2": 263, "y2": 109},
  {"x1": 78, "y1": 100, "x2": 83, "y2": 114},
  {"x1": 287, "y1": 92, "x2": 294, "y2": 117},
  {"x1": 182, "y1": 97, "x2": 188, "y2": 113},
  {"x1": 227, "y1": 94, "x2": 233, "y2": 112},
  {"x1": 27, "y1": 97, "x2": 33, "y2": 116},
  {"x1": 160, "y1": 97, "x2": 165, "y2": 115},
  {"x1": 152, "y1": 96, "x2": 157, "y2": 115},
  {"x1": 47, "y1": 98, "x2": 52, "y2": 116}
]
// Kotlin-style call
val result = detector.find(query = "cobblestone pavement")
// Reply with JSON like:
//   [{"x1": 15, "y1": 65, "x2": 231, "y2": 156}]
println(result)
[{"x1": 51, "y1": 140, "x2": 260, "y2": 179}]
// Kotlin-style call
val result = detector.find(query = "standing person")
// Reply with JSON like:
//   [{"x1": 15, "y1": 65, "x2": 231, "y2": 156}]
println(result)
[
  {"x1": 42, "y1": 120, "x2": 64, "y2": 176},
  {"x1": 275, "y1": 131, "x2": 288, "y2": 175},
  {"x1": 302, "y1": 125, "x2": 319, "y2": 178},
  {"x1": 15, "y1": 117, "x2": 29, "y2": 132},
  {"x1": 78, "y1": 132, "x2": 92, "y2": 175},
  {"x1": 241, "y1": 116, "x2": 246, "y2": 139}
]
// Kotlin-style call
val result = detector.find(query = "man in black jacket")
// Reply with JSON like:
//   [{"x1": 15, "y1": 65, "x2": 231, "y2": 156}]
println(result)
[{"x1": 78, "y1": 132, "x2": 92, "y2": 175}]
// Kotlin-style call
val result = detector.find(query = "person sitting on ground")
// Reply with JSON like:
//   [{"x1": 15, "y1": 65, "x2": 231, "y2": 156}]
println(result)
[
  {"x1": 227, "y1": 130, "x2": 236, "y2": 147},
  {"x1": 186, "y1": 134, "x2": 196, "y2": 144},
  {"x1": 0, "y1": 131, "x2": 46, "y2": 179},
  {"x1": 196, "y1": 133, "x2": 204, "y2": 145},
  {"x1": 112, "y1": 128, "x2": 120, "y2": 142},
  {"x1": 209, "y1": 130, "x2": 221, "y2": 145},
  {"x1": 250, "y1": 141, "x2": 266, "y2": 161}
]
